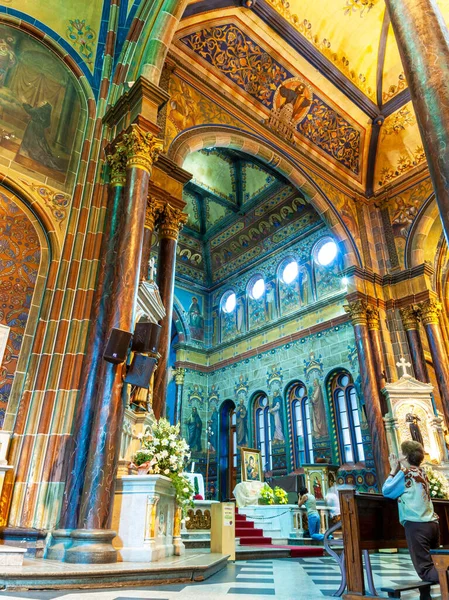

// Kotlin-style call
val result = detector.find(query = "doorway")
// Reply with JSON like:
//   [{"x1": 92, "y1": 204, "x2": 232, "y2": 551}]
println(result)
[{"x1": 219, "y1": 399, "x2": 236, "y2": 501}]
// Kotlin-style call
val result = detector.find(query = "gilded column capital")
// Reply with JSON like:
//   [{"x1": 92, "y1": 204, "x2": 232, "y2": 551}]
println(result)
[
  {"x1": 145, "y1": 200, "x2": 159, "y2": 230},
  {"x1": 344, "y1": 299, "x2": 368, "y2": 326},
  {"x1": 174, "y1": 367, "x2": 185, "y2": 386},
  {"x1": 399, "y1": 305, "x2": 421, "y2": 330},
  {"x1": 157, "y1": 203, "x2": 188, "y2": 241},
  {"x1": 419, "y1": 299, "x2": 443, "y2": 326},
  {"x1": 118, "y1": 124, "x2": 163, "y2": 173},
  {"x1": 106, "y1": 146, "x2": 127, "y2": 187},
  {"x1": 366, "y1": 305, "x2": 380, "y2": 331}
]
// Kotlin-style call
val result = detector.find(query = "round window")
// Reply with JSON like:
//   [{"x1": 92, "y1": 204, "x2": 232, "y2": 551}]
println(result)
[
  {"x1": 315, "y1": 239, "x2": 338, "y2": 266},
  {"x1": 282, "y1": 260, "x2": 299, "y2": 284},
  {"x1": 222, "y1": 291, "x2": 236, "y2": 313},
  {"x1": 250, "y1": 277, "x2": 265, "y2": 300}
]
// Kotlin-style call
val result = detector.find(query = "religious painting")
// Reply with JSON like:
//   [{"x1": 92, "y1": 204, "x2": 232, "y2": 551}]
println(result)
[
  {"x1": 272, "y1": 78, "x2": 313, "y2": 124},
  {"x1": 175, "y1": 287, "x2": 205, "y2": 342},
  {"x1": 313, "y1": 261, "x2": 342, "y2": 300},
  {"x1": 241, "y1": 448, "x2": 263, "y2": 483},
  {"x1": 221, "y1": 308, "x2": 238, "y2": 342},
  {"x1": 0, "y1": 25, "x2": 82, "y2": 185},
  {"x1": 395, "y1": 402, "x2": 432, "y2": 458},
  {"x1": 309, "y1": 379, "x2": 328, "y2": 438},
  {"x1": 185, "y1": 406, "x2": 203, "y2": 453},
  {"x1": 236, "y1": 397, "x2": 248, "y2": 447},
  {"x1": 268, "y1": 392, "x2": 285, "y2": 444}
]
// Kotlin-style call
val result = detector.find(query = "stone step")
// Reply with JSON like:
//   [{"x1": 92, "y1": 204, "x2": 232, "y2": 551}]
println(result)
[{"x1": 0, "y1": 545, "x2": 27, "y2": 566}]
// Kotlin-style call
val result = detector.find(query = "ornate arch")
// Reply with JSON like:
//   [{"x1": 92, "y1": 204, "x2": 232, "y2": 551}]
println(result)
[
  {"x1": 0, "y1": 181, "x2": 55, "y2": 430},
  {"x1": 168, "y1": 125, "x2": 361, "y2": 269},
  {"x1": 405, "y1": 193, "x2": 438, "y2": 268}
]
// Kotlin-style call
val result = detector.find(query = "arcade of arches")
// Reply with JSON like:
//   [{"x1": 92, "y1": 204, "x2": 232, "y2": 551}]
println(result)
[{"x1": 1, "y1": 0, "x2": 449, "y2": 590}]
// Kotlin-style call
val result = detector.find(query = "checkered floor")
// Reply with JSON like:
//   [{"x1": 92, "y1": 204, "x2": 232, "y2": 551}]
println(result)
[{"x1": 0, "y1": 554, "x2": 442, "y2": 599}]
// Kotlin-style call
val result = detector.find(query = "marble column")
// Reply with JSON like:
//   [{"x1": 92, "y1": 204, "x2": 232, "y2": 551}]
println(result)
[
  {"x1": 61, "y1": 148, "x2": 127, "y2": 529},
  {"x1": 366, "y1": 306, "x2": 388, "y2": 414},
  {"x1": 344, "y1": 300, "x2": 390, "y2": 484},
  {"x1": 173, "y1": 367, "x2": 185, "y2": 424},
  {"x1": 152, "y1": 205, "x2": 187, "y2": 420},
  {"x1": 140, "y1": 203, "x2": 158, "y2": 282},
  {"x1": 65, "y1": 125, "x2": 162, "y2": 564},
  {"x1": 385, "y1": 0, "x2": 449, "y2": 243},
  {"x1": 399, "y1": 305, "x2": 430, "y2": 383},
  {"x1": 419, "y1": 299, "x2": 449, "y2": 425}
]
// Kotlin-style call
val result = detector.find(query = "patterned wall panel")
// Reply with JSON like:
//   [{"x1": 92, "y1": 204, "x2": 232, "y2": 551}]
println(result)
[{"x1": 0, "y1": 192, "x2": 40, "y2": 426}]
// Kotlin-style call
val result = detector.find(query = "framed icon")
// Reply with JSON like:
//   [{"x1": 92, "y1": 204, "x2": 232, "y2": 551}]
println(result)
[{"x1": 241, "y1": 447, "x2": 263, "y2": 482}]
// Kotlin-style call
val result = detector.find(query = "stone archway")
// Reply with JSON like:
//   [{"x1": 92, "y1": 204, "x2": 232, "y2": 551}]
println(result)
[{"x1": 168, "y1": 125, "x2": 362, "y2": 269}]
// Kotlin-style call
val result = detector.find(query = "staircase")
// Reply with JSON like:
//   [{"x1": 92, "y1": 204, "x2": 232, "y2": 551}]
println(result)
[{"x1": 236, "y1": 509, "x2": 272, "y2": 546}]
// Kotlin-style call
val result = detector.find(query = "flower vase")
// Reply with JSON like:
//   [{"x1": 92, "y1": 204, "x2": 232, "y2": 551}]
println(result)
[{"x1": 136, "y1": 461, "x2": 152, "y2": 475}]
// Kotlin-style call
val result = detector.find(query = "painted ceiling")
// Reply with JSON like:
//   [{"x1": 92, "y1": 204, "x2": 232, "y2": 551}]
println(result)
[
  {"x1": 177, "y1": 148, "x2": 324, "y2": 287},
  {"x1": 177, "y1": 1, "x2": 448, "y2": 193}
]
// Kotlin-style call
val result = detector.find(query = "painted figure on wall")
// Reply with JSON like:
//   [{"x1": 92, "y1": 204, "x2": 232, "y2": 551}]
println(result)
[
  {"x1": 20, "y1": 101, "x2": 62, "y2": 171},
  {"x1": 312, "y1": 474, "x2": 323, "y2": 500},
  {"x1": 236, "y1": 398, "x2": 248, "y2": 446},
  {"x1": 0, "y1": 26, "x2": 82, "y2": 184},
  {"x1": 236, "y1": 296, "x2": 245, "y2": 332},
  {"x1": 208, "y1": 404, "x2": 219, "y2": 453},
  {"x1": 212, "y1": 309, "x2": 219, "y2": 345},
  {"x1": 406, "y1": 405, "x2": 424, "y2": 446},
  {"x1": 188, "y1": 296, "x2": 204, "y2": 341},
  {"x1": 269, "y1": 392, "x2": 285, "y2": 443},
  {"x1": 186, "y1": 406, "x2": 203, "y2": 452},
  {"x1": 310, "y1": 379, "x2": 328, "y2": 437},
  {"x1": 265, "y1": 282, "x2": 276, "y2": 321},
  {"x1": 299, "y1": 267, "x2": 310, "y2": 305}
]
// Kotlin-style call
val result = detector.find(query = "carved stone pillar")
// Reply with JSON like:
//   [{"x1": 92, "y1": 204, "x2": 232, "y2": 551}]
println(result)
[
  {"x1": 366, "y1": 306, "x2": 388, "y2": 413},
  {"x1": 65, "y1": 126, "x2": 162, "y2": 564},
  {"x1": 399, "y1": 305, "x2": 430, "y2": 383},
  {"x1": 420, "y1": 299, "x2": 449, "y2": 425},
  {"x1": 152, "y1": 205, "x2": 187, "y2": 420},
  {"x1": 344, "y1": 300, "x2": 390, "y2": 484},
  {"x1": 173, "y1": 367, "x2": 185, "y2": 424},
  {"x1": 61, "y1": 147, "x2": 127, "y2": 529},
  {"x1": 385, "y1": 0, "x2": 449, "y2": 244}
]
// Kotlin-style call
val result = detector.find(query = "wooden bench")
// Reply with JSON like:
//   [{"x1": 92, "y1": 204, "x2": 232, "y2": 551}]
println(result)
[
  {"x1": 380, "y1": 581, "x2": 432, "y2": 599},
  {"x1": 331, "y1": 488, "x2": 449, "y2": 599},
  {"x1": 430, "y1": 548, "x2": 449, "y2": 597}
]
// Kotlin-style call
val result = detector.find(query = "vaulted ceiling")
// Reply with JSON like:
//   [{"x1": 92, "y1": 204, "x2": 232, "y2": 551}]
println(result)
[{"x1": 177, "y1": 0, "x2": 448, "y2": 195}]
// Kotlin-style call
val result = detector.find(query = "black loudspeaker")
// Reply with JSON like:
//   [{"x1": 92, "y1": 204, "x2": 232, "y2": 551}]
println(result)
[
  {"x1": 124, "y1": 354, "x2": 158, "y2": 388},
  {"x1": 132, "y1": 322, "x2": 162, "y2": 354},
  {"x1": 103, "y1": 328, "x2": 133, "y2": 364}
]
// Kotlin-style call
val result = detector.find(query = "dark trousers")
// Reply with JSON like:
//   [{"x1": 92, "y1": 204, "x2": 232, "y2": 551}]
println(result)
[{"x1": 404, "y1": 520, "x2": 440, "y2": 583}]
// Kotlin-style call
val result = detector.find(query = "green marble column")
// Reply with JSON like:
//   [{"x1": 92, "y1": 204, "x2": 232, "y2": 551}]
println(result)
[{"x1": 386, "y1": 0, "x2": 449, "y2": 243}]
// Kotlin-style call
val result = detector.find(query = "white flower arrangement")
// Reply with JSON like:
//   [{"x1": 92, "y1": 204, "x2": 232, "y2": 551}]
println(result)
[
  {"x1": 425, "y1": 466, "x2": 449, "y2": 499},
  {"x1": 132, "y1": 418, "x2": 194, "y2": 513}
]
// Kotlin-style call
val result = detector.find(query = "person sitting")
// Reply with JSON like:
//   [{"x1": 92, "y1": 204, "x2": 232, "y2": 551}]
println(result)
[
  {"x1": 298, "y1": 486, "x2": 324, "y2": 541},
  {"x1": 382, "y1": 440, "x2": 439, "y2": 583}
]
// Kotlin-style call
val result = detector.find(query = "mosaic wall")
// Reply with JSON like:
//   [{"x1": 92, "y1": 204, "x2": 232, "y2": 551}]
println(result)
[
  {"x1": 0, "y1": 192, "x2": 40, "y2": 426},
  {"x1": 179, "y1": 24, "x2": 363, "y2": 175},
  {"x1": 178, "y1": 321, "x2": 377, "y2": 500}
]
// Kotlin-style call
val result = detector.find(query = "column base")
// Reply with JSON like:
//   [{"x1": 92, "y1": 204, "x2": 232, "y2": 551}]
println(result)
[
  {"x1": 64, "y1": 529, "x2": 117, "y2": 564},
  {"x1": 45, "y1": 529, "x2": 73, "y2": 561}
]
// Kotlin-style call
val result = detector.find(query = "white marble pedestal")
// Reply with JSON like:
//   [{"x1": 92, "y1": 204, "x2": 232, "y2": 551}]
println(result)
[{"x1": 112, "y1": 474, "x2": 183, "y2": 562}]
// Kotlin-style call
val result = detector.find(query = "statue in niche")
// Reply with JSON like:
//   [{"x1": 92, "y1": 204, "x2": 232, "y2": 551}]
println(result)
[
  {"x1": 186, "y1": 406, "x2": 203, "y2": 452},
  {"x1": 405, "y1": 405, "x2": 424, "y2": 446},
  {"x1": 310, "y1": 379, "x2": 328, "y2": 437},
  {"x1": 236, "y1": 398, "x2": 248, "y2": 446},
  {"x1": 269, "y1": 391, "x2": 285, "y2": 443}
]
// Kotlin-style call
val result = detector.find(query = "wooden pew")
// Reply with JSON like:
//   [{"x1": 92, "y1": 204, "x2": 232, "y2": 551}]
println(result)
[
  {"x1": 338, "y1": 488, "x2": 449, "y2": 600},
  {"x1": 430, "y1": 549, "x2": 449, "y2": 598}
]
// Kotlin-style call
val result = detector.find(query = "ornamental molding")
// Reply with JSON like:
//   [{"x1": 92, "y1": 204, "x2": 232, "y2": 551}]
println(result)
[
  {"x1": 344, "y1": 299, "x2": 368, "y2": 326},
  {"x1": 156, "y1": 203, "x2": 188, "y2": 240},
  {"x1": 399, "y1": 305, "x2": 421, "y2": 331},
  {"x1": 118, "y1": 125, "x2": 163, "y2": 173}
]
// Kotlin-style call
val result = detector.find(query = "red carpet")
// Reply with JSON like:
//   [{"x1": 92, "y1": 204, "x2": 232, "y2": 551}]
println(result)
[{"x1": 235, "y1": 508, "x2": 324, "y2": 556}]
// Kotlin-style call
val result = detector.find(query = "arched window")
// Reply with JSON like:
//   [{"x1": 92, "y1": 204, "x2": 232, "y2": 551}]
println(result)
[
  {"x1": 332, "y1": 373, "x2": 365, "y2": 464},
  {"x1": 253, "y1": 394, "x2": 272, "y2": 472},
  {"x1": 288, "y1": 383, "x2": 314, "y2": 467}
]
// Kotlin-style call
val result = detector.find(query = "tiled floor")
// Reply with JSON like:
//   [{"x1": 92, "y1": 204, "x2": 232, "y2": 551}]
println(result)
[{"x1": 0, "y1": 554, "x2": 442, "y2": 599}]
